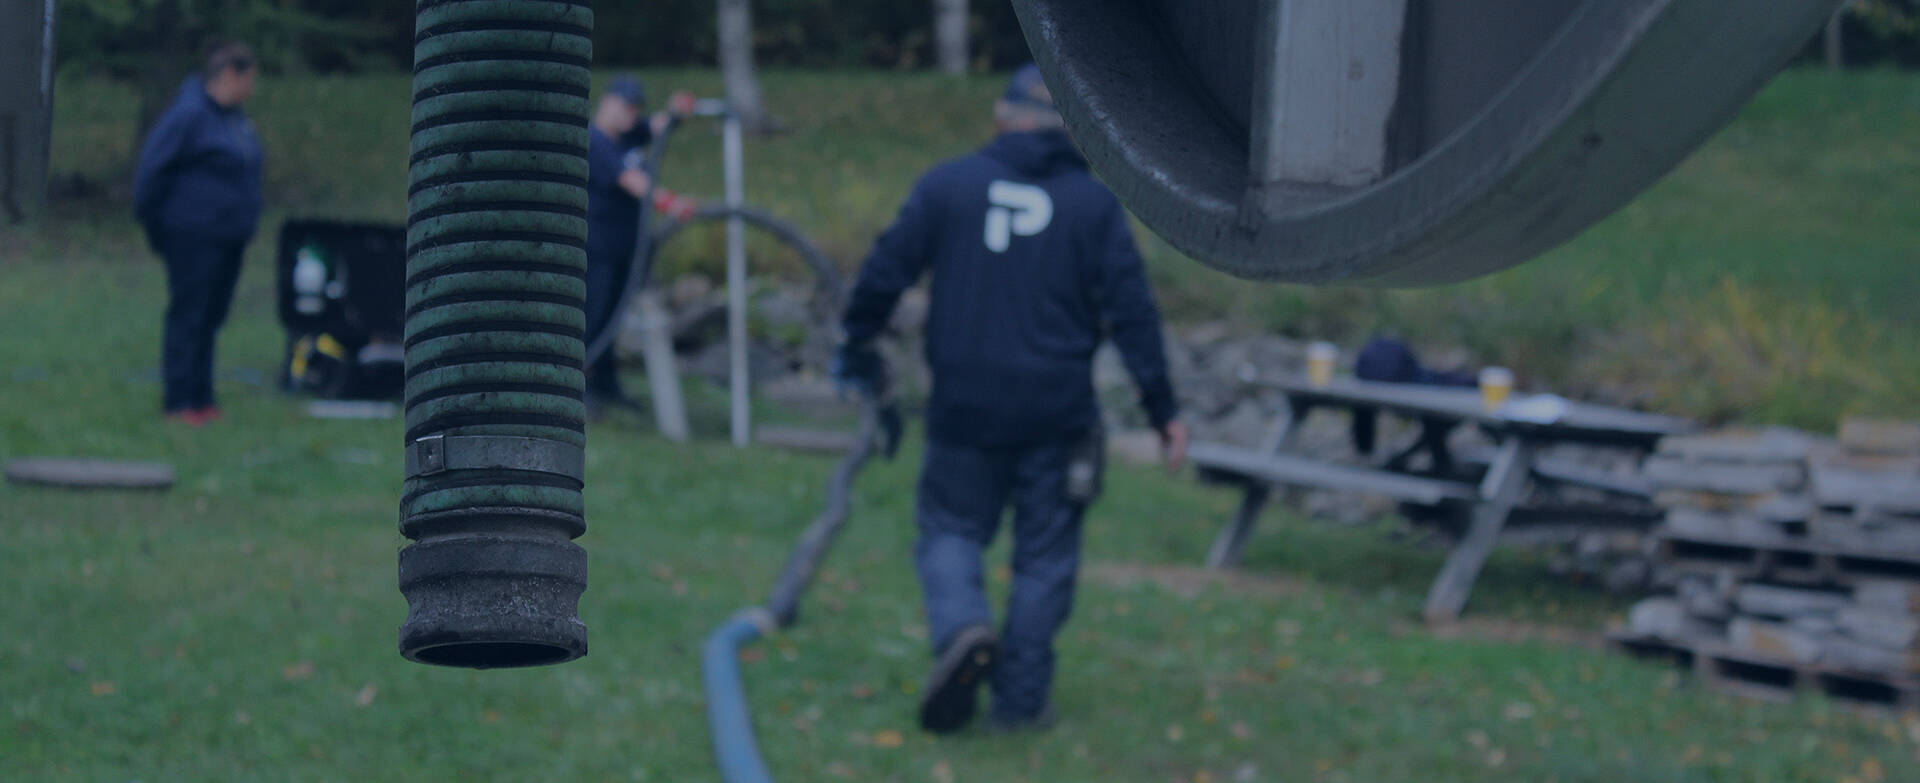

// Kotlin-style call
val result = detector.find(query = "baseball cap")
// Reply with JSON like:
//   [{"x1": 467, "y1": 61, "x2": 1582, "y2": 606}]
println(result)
[
  {"x1": 605, "y1": 76, "x2": 647, "y2": 107},
  {"x1": 1002, "y1": 64, "x2": 1055, "y2": 110}
]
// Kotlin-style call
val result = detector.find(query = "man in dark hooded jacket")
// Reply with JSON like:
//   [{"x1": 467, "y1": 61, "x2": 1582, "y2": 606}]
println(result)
[
  {"x1": 133, "y1": 43, "x2": 263, "y2": 424},
  {"x1": 835, "y1": 65, "x2": 1186, "y2": 734}
]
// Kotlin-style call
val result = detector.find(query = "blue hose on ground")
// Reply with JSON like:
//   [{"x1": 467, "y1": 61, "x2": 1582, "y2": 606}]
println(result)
[
  {"x1": 703, "y1": 398, "x2": 892, "y2": 783},
  {"x1": 704, "y1": 608, "x2": 778, "y2": 783}
]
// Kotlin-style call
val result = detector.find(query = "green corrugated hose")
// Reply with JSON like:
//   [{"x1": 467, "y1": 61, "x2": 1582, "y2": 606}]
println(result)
[{"x1": 397, "y1": 0, "x2": 595, "y2": 669}]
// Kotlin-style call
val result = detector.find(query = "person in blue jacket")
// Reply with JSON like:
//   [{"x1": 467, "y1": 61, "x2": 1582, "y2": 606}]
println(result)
[
  {"x1": 133, "y1": 43, "x2": 262, "y2": 424},
  {"x1": 834, "y1": 64, "x2": 1188, "y2": 734},
  {"x1": 584, "y1": 76, "x2": 690, "y2": 414}
]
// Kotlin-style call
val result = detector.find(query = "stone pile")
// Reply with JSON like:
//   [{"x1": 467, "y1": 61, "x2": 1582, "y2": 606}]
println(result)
[{"x1": 1622, "y1": 419, "x2": 1920, "y2": 694}]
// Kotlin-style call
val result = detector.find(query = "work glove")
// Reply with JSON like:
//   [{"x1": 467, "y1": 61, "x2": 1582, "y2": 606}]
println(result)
[
  {"x1": 876, "y1": 402, "x2": 904, "y2": 460},
  {"x1": 832, "y1": 343, "x2": 904, "y2": 460},
  {"x1": 830, "y1": 343, "x2": 886, "y2": 401}
]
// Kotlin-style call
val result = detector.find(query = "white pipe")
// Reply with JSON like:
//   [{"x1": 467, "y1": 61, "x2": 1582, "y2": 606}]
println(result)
[
  {"x1": 637, "y1": 289, "x2": 689, "y2": 442},
  {"x1": 723, "y1": 111, "x2": 750, "y2": 447}
]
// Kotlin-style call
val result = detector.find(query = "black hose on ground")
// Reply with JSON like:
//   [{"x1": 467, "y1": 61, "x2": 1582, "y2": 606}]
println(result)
[
  {"x1": 397, "y1": 0, "x2": 594, "y2": 669},
  {"x1": 704, "y1": 398, "x2": 889, "y2": 783}
]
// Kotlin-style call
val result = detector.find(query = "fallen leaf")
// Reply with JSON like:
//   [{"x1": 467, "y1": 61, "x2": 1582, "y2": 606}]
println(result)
[
  {"x1": 1230, "y1": 721, "x2": 1253, "y2": 740},
  {"x1": 282, "y1": 661, "x2": 315, "y2": 681},
  {"x1": 1466, "y1": 729, "x2": 1489, "y2": 750},
  {"x1": 481, "y1": 710, "x2": 501, "y2": 724},
  {"x1": 738, "y1": 647, "x2": 765, "y2": 663},
  {"x1": 355, "y1": 683, "x2": 377, "y2": 707},
  {"x1": 1194, "y1": 771, "x2": 1213, "y2": 783},
  {"x1": 1273, "y1": 656, "x2": 1297, "y2": 671},
  {"x1": 931, "y1": 760, "x2": 954, "y2": 783},
  {"x1": 1487, "y1": 748, "x2": 1507, "y2": 767},
  {"x1": 1862, "y1": 757, "x2": 1885, "y2": 782},
  {"x1": 1166, "y1": 723, "x2": 1185, "y2": 743},
  {"x1": 850, "y1": 683, "x2": 874, "y2": 700},
  {"x1": 89, "y1": 681, "x2": 115, "y2": 696},
  {"x1": 873, "y1": 729, "x2": 904, "y2": 748}
]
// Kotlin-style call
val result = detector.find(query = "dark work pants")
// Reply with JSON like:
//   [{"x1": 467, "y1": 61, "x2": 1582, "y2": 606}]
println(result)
[
  {"x1": 159, "y1": 234, "x2": 247, "y2": 412},
  {"x1": 916, "y1": 435, "x2": 1087, "y2": 721},
  {"x1": 584, "y1": 233, "x2": 636, "y2": 398}
]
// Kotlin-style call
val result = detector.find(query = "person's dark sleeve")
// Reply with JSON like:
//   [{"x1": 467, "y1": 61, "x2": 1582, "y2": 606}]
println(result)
[
  {"x1": 133, "y1": 106, "x2": 194, "y2": 228},
  {"x1": 840, "y1": 179, "x2": 936, "y2": 348},
  {"x1": 1095, "y1": 203, "x2": 1179, "y2": 429}
]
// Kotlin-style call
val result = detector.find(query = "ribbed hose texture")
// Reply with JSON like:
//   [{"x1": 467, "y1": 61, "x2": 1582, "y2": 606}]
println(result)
[{"x1": 398, "y1": 0, "x2": 594, "y2": 668}]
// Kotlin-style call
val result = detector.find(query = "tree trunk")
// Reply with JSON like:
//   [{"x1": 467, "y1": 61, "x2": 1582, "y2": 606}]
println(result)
[
  {"x1": 934, "y1": 0, "x2": 969, "y2": 75},
  {"x1": 716, "y1": 0, "x2": 769, "y2": 131},
  {"x1": 1823, "y1": 2, "x2": 1847, "y2": 70}
]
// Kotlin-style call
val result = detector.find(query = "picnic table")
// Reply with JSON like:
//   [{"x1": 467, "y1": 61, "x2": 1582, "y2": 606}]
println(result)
[{"x1": 1192, "y1": 374, "x2": 1695, "y2": 622}]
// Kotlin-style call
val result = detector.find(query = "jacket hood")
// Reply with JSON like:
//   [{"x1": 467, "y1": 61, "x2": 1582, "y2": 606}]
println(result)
[
  {"x1": 981, "y1": 130, "x2": 1085, "y2": 179},
  {"x1": 177, "y1": 75, "x2": 238, "y2": 114}
]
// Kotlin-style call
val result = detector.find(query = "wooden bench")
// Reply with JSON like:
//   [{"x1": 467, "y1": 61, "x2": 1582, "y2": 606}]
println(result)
[{"x1": 1190, "y1": 442, "x2": 1477, "y2": 569}]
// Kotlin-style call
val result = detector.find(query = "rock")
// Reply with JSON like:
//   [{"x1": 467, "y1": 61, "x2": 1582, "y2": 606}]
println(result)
[
  {"x1": 682, "y1": 340, "x2": 792, "y2": 388},
  {"x1": 760, "y1": 374, "x2": 854, "y2": 419},
  {"x1": 1190, "y1": 400, "x2": 1273, "y2": 449},
  {"x1": 1729, "y1": 617, "x2": 1825, "y2": 663},
  {"x1": 889, "y1": 288, "x2": 929, "y2": 334},
  {"x1": 1663, "y1": 507, "x2": 1783, "y2": 543},
  {"x1": 1107, "y1": 428, "x2": 1164, "y2": 466},
  {"x1": 753, "y1": 283, "x2": 815, "y2": 333},
  {"x1": 1642, "y1": 455, "x2": 1804, "y2": 495},
  {"x1": 669, "y1": 274, "x2": 714, "y2": 310},
  {"x1": 1092, "y1": 344, "x2": 1129, "y2": 394},
  {"x1": 1808, "y1": 461, "x2": 1920, "y2": 515},
  {"x1": 1182, "y1": 321, "x2": 1232, "y2": 351},
  {"x1": 1853, "y1": 579, "x2": 1920, "y2": 615},
  {"x1": 1836, "y1": 607, "x2": 1920, "y2": 651},
  {"x1": 671, "y1": 297, "x2": 728, "y2": 350},
  {"x1": 1751, "y1": 494, "x2": 1816, "y2": 525},
  {"x1": 1734, "y1": 583, "x2": 1851, "y2": 618},
  {"x1": 1824, "y1": 637, "x2": 1920, "y2": 675},
  {"x1": 1658, "y1": 427, "x2": 1818, "y2": 464},
  {"x1": 1839, "y1": 417, "x2": 1920, "y2": 456},
  {"x1": 1677, "y1": 576, "x2": 1733, "y2": 621},
  {"x1": 1627, "y1": 597, "x2": 1715, "y2": 641}
]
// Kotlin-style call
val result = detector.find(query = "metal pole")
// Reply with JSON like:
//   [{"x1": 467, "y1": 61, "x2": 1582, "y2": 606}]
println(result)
[{"x1": 723, "y1": 110, "x2": 750, "y2": 447}]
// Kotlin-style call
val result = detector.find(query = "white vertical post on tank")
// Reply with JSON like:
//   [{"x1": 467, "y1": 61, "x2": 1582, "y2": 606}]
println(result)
[{"x1": 722, "y1": 107, "x2": 750, "y2": 446}]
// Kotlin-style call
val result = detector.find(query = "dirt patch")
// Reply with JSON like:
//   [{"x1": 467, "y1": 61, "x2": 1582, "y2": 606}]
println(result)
[{"x1": 1412, "y1": 617, "x2": 1608, "y2": 650}]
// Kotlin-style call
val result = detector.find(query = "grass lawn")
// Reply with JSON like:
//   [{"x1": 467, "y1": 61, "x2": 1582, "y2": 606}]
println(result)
[{"x1": 4, "y1": 67, "x2": 1918, "y2": 780}]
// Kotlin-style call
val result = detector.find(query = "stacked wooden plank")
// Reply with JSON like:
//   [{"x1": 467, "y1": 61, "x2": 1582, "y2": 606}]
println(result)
[{"x1": 1614, "y1": 420, "x2": 1920, "y2": 709}]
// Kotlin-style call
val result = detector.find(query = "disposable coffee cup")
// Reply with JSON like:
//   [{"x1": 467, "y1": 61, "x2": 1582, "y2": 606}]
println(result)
[
  {"x1": 1479, "y1": 366, "x2": 1514, "y2": 411},
  {"x1": 1306, "y1": 342, "x2": 1338, "y2": 387}
]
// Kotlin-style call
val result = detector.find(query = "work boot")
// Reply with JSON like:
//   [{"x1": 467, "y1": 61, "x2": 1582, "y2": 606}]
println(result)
[{"x1": 919, "y1": 625, "x2": 997, "y2": 734}]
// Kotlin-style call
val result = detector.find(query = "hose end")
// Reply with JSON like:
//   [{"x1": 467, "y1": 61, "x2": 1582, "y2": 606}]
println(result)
[{"x1": 398, "y1": 532, "x2": 587, "y2": 668}]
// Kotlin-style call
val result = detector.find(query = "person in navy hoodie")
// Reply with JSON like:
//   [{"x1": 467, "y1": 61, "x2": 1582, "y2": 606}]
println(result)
[
  {"x1": 134, "y1": 42, "x2": 263, "y2": 425},
  {"x1": 834, "y1": 65, "x2": 1187, "y2": 734},
  {"x1": 583, "y1": 76, "x2": 693, "y2": 415}
]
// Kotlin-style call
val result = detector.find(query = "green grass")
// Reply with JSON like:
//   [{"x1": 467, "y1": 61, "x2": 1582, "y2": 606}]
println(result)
[{"x1": 6, "y1": 67, "x2": 1920, "y2": 780}]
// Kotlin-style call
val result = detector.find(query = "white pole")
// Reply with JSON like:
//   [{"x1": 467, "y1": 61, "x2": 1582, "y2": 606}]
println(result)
[{"x1": 723, "y1": 110, "x2": 750, "y2": 447}]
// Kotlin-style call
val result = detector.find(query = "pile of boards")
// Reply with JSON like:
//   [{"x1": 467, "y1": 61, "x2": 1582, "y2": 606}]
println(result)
[{"x1": 1614, "y1": 419, "x2": 1920, "y2": 710}]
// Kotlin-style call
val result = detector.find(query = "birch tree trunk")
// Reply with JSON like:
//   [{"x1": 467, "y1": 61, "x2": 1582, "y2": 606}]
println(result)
[
  {"x1": 934, "y1": 0, "x2": 969, "y2": 75},
  {"x1": 717, "y1": 0, "x2": 769, "y2": 130}
]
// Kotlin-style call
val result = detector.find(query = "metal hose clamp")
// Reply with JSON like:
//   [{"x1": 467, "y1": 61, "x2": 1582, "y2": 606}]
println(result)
[{"x1": 405, "y1": 434, "x2": 586, "y2": 482}]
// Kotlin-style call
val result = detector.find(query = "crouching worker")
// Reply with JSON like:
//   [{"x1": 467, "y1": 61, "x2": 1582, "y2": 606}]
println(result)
[{"x1": 833, "y1": 65, "x2": 1187, "y2": 734}]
